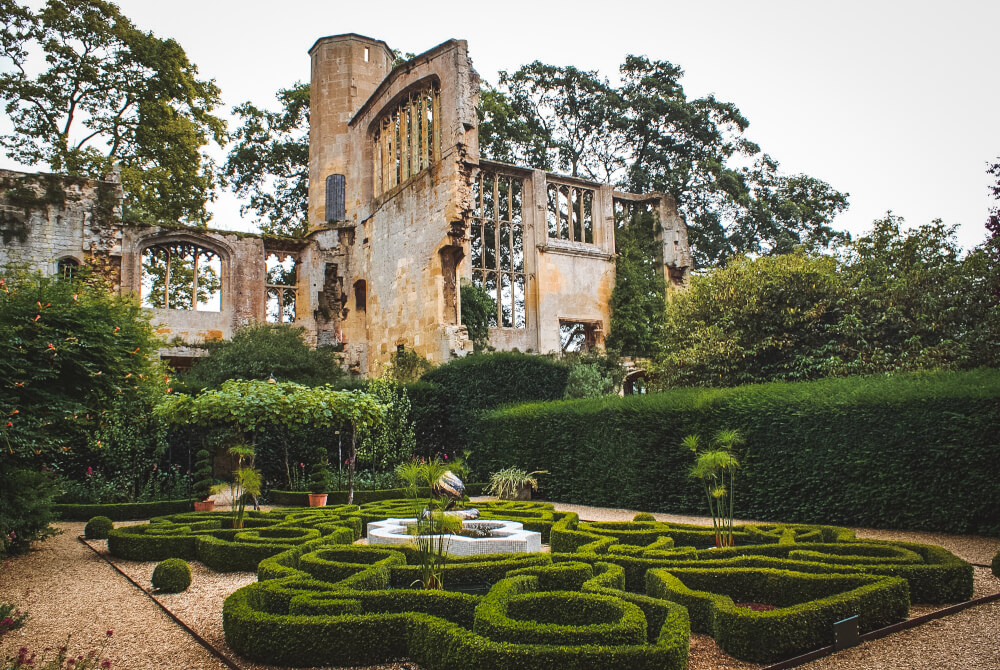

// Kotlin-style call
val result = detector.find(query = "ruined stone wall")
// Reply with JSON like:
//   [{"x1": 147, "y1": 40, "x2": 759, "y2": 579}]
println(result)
[
  {"x1": 0, "y1": 169, "x2": 123, "y2": 285},
  {"x1": 310, "y1": 37, "x2": 478, "y2": 374}
]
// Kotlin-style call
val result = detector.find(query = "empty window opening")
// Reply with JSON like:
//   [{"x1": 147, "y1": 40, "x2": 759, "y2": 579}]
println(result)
[
  {"x1": 547, "y1": 182, "x2": 594, "y2": 243},
  {"x1": 373, "y1": 82, "x2": 440, "y2": 196},
  {"x1": 57, "y1": 257, "x2": 79, "y2": 281},
  {"x1": 613, "y1": 199, "x2": 657, "y2": 229},
  {"x1": 470, "y1": 170, "x2": 525, "y2": 329},
  {"x1": 265, "y1": 252, "x2": 297, "y2": 323},
  {"x1": 141, "y1": 242, "x2": 222, "y2": 311},
  {"x1": 559, "y1": 320, "x2": 602, "y2": 353},
  {"x1": 364, "y1": 46, "x2": 370, "y2": 62},
  {"x1": 354, "y1": 279, "x2": 367, "y2": 312}
]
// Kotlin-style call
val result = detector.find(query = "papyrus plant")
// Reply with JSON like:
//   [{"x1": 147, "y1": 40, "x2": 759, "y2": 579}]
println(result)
[{"x1": 682, "y1": 429, "x2": 745, "y2": 548}]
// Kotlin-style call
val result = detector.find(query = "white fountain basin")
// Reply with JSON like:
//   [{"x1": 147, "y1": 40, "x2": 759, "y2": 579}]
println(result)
[{"x1": 367, "y1": 518, "x2": 542, "y2": 555}]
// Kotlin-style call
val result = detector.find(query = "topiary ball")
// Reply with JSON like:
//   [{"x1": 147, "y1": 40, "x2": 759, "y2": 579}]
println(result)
[
  {"x1": 152, "y1": 558, "x2": 192, "y2": 593},
  {"x1": 84, "y1": 516, "x2": 114, "y2": 540},
  {"x1": 632, "y1": 513, "x2": 656, "y2": 522},
  {"x1": 993, "y1": 549, "x2": 999, "y2": 580}
]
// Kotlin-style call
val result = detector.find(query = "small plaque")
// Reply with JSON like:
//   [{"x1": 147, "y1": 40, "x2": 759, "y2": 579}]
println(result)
[{"x1": 833, "y1": 615, "x2": 860, "y2": 650}]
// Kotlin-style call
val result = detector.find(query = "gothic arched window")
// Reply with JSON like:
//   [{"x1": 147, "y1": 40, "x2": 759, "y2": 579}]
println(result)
[{"x1": 140, "y1": 242, "x2": 222, "y2": 311}]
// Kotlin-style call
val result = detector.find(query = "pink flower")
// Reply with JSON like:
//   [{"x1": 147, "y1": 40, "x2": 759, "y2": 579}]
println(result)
[
  {"x1": 101, "y1": 660, "x2": 112, "y2": 669},
  {"x1": 443, "y1": 453, "x2": 448, "y2": 460},
  {"x1": 87, "y1": 466, "x2": 93, "y2": 476},
  {"x1": 106, "y1": 630, "x2": 113, "y2": 637},
  {"x1": 299, "y1": 462, "x2": 304, "y2": 468}
]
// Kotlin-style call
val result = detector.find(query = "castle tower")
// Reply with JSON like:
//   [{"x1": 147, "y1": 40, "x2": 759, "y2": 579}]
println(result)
[{"x1": 307, "y1": 34, "x2": 394, "y2": 230}]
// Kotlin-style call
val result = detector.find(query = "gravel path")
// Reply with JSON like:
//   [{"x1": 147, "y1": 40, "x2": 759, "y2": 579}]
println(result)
[
  {"x1": 3, "y1": 506, "x2": 997, "y2": 670},
  {"x1": 0, "y1": 522, "x2": 228, "y2": 670}
]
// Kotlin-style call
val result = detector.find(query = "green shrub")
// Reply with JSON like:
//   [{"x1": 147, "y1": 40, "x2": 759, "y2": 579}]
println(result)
[
  {"x1": 182, "y1": 323, "x2": 344, "y2": 391},
  {"x1": 414, "y1": 352, "x2": 570, "y2": 456},
  {"x1": 84, "y1": 516, "x2": 114, "y2": 539},
  {"x1": 633, "y1": 513, "x2": 656, "y2": 522},
  {"x1": 53, "y1": 498, "x2": 194, "y2": 521},
  {"x1": 107, "y1": 506, "x2": 362, "y2": 569},
  {"x1": 0, "y1": 466, "x2": 58, "y2": 556},
  {"x1": 470, "y1": 369, "x2": 1000, "y2": 535},
  {"x1": 193, "y1": 449, "x2": 214, "y2": 501},
  {"x1": 646, "y1": 567, "x2": 908, "y2": 663},
  {"x1": 152, "y1": 558, "x2": 192, "y2": 592},
  {"x1": 152, "y1": 558, "x2": 191, "y2": 593},
  {"x1": 308, "y1": 458, "x2": 330, "y2": 495}
]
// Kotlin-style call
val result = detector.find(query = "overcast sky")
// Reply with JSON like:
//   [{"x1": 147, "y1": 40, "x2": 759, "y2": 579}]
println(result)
[{"x1": 5, "y1": 0, "x2": 999, "y2": 250}]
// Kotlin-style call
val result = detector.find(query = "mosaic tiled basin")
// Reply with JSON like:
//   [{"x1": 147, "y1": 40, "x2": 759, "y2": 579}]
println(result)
[{"x1": 367, "y1": 518, "x2": 542, "y2": 555}]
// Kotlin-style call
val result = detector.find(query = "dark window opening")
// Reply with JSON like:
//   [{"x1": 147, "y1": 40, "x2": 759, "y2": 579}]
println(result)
[{"x1": 57, "y1": 257, "x2": 79, "y2": 281}]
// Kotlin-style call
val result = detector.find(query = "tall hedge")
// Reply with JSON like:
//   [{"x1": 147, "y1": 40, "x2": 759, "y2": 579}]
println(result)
[
  {"x1": 412, "y1": 353, "x2": 570, "y2": 457},
  {"x1": 469, "y1": 369, "x2": 1000, "y2": 535}
]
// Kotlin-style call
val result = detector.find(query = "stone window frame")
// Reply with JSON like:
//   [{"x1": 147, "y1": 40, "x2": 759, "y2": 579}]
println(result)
[
  {"x1": 370, "y1": 77, "x2": 441, "y2": 198},
  {"x1": 55, "y1": 256, "x2": 80, "y2": 281},
  {"x1": 138, "y1": 238, "x2": 226, "y2": 312},
  {"x1": 129, "y1": 232, "x2": 233, "y2": 314},
  {"x1": 470, "y1": 168, "x2": 527, "y2": 330},
  {"x1": 546, "y1": 178, "x2": 597, "y2": 245},
  {"x1": 264, "y1": 251, "x2": 299, "y2": 324}
]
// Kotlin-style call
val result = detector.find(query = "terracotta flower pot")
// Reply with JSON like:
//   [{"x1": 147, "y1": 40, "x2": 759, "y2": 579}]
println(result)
[
  {"x1": 193, "y1": 500, "x2": 215, "y2": 512},
  {"x1": 307, "y1": 493, "x2": 328, "y2": 507}
]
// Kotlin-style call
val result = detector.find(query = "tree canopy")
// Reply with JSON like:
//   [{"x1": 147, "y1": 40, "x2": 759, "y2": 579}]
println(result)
[
  {"x1": 0, "y1": 269, "x2": 164, "y2": 463},
  {"x1": 155, "y1": 379, "x2": 384, "y2": 440},
  {"x1": 651, "y1": 215, "x2": 996, "y2": 388},
  {"x1": 480, "y1": 58, "x2": 849, "y2": 266},
  {"x1": 0, "y1": 0, "x2": 226, "y2": 224},
  {"x1": 223, "y1": 82, "x2": 310, "y2": 236}
]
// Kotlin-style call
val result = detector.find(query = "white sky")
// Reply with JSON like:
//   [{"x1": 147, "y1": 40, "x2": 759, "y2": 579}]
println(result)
[{"x1": 4, "y1": 0, "x2": 998, "y2": 251}]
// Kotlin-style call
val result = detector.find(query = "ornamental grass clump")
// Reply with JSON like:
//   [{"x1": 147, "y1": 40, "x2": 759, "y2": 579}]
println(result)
[
  {"x1": 152, "y1": 557, "x2": 191, "y2": 593},
  {"x1": 395, "y1": 457, "x2": 461, "y2": 589},
  {"x1": 84, "y1": 516, "x2": 113, "y2": 540},
  {"x1": 682, "y1": 429, "x2": 746, "y2": 548},
  {"x1": 485, "y1": 467, "x2": 547, "y2": 500}
]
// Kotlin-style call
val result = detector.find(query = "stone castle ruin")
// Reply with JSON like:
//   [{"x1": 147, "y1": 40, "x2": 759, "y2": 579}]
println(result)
[{"x1": 0, "y1": 34, "x2": 692, "y2": 374}]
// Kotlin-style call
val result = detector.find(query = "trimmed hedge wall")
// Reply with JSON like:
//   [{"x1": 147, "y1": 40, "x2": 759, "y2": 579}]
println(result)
[
  {"x1": 470, "y1": 369, "x2": 1000, "y2": 535},
  {"x1": 54, "y1": 499, "x2": 195, "y2": 521},
  {"x1": 269, "y1": 484, "x2": 486, "y2": 507},
  {"x1": 412, "y1": 352, "x2": 570, "y2": 456}
]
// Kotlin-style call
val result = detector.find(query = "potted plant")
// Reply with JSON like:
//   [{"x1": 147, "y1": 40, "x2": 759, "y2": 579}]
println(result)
[
  {"x1": 486, "y1": 466, "x2": 547, "y2": 501},
  {"x1": 192, "y1": 449, "x2": 215, "y2": 512},
  {"x1": 308, "y1": 457, "x2": 330, "y2": 507}
]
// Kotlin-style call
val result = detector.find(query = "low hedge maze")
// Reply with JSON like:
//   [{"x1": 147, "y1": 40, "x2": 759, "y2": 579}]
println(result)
[{"x1": 109, "y1": 501, "x2": 974, "y2": 667}]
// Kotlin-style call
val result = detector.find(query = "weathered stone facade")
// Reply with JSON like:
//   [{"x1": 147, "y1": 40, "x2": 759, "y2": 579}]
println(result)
[{"x1": 0, "y1": 34, "x2": 692, "y2": 375}]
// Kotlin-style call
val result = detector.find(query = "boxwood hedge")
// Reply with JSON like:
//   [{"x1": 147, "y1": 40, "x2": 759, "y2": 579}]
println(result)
[
  {"x1": 54, "y1": 498, "x2": 195, "y2": 521},
  {"x1": 469, "y1": 369, "x2": 1000, "y2": 535},
  {"x1": 107, "y1": 506, "x2": 362, "y2": 570},
  {"x1": 112, "y1": 501, "x2": 972, "y2": 667}
]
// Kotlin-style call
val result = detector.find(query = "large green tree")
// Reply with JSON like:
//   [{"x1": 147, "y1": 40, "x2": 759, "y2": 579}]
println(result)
[
  {"x1": 481, "y1": 58, "x2": 849, "y2": 265},
  {"x1": 652, "y1": 216, "x2": 996, "y2": 388},
  {"x1": 0, "y1": 0, "x2": 226, "y2": 224},
  {"x1": 0, "y1": 269, "x2": 164, "y2": 554},
  {"x1": 223, "y1": 82, "x2": 310, "y2": 236}
]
